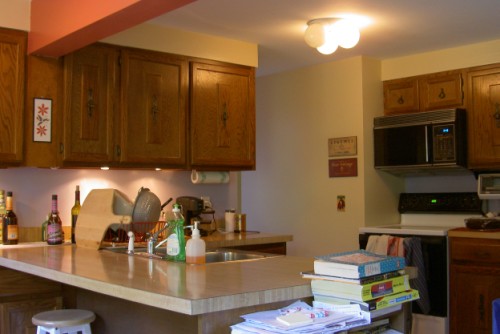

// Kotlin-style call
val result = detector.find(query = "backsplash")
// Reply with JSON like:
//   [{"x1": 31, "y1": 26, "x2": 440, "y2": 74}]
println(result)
[{"x1": 0, "y1": 168, "x2": 238, "y2": 228}]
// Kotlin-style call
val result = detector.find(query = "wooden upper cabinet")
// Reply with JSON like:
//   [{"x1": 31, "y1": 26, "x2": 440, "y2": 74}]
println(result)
[
  {"x1": 467, "y1": 64, "x2": 500, "y2": 169},
  {"x1": 24, "y1": 55, "x2": 63, "y2": 168},
  {"x1": 190, "y1": 62, "x2": 255, "y2": 170},
  {"x1": 383, "y1": 70, "x2": 464, "y2": 115},
  {"x1": 383, "y1": 77, "x2": 419, "y2": 115},
  {"x1": 120, "y1": 49, "x2": 188, "y2": 168},
  {"x1": 420, "y1": 71, "x2": 464, "y2": 111},
  {"x1": 62, "y1": 44, "x2": 119, "y2": 166},
  {"x1": 0, "y1": 28, "x2": 26, "y2": 165}
]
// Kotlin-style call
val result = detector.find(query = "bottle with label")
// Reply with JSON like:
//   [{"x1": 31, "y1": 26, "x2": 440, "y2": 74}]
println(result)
[
  {"x1": 71, "y1": 185, "x2": 81, "y2": 244},
  {"x1": 2, "y1": 191, "x2": 18, "y2": 245},
  {"x1": 0, "y1": 190, "x2": 5, "y2": 244},
  {"x1": 41, "y1": 214, "x2": 49, "y2": 242},
  {"x1": 165, "y1": 204, "x2": 186, "y2": 262},
  {"x1": 185, "y1": 221, "x2": 206, "y2": 264},
  {"x1": 47, "y1": 194, "x2": 63, "y2": 245}
]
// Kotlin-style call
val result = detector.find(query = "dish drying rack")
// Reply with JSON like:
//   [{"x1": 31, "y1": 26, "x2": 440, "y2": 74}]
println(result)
[{"x1": 103, "y1": 221, "x2": 168, "y2": 244}]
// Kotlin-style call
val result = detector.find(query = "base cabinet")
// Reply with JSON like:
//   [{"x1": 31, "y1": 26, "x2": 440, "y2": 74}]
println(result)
[
  {"x1": 0, "y1": 296, "x2": 63, "y2": 334},
  {"x1": 449, "y1": 236, "x2": 500, "y2": 334},
  {"x1": 0, "y1": 266, "x2": 63, "y2": 334}
]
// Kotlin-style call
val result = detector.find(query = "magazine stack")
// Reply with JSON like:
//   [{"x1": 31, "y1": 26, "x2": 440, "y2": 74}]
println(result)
[{"x1": 303, "y1": 249, "x2": 420, "y2": 327}]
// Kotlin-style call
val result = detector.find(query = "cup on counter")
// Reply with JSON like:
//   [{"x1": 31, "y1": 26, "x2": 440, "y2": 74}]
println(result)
[{"x1": 224, "y1": 209, "x2": 235, "y2": 232}]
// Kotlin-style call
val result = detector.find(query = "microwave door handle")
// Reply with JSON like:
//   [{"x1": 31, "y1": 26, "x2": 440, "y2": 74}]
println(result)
[{"x1": 425, "y1": 126, "x2": 429, "y2": 162}]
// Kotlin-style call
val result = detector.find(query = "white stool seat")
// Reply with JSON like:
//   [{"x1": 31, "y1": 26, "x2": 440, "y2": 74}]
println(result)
[{"x1": 32, "y1": 309, "x2": 95, "y2": 334}]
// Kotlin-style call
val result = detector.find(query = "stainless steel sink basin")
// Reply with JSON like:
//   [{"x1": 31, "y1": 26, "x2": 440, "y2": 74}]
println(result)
[{"x1": 102, "y1": 246, "x2": 281, "y2": 263}]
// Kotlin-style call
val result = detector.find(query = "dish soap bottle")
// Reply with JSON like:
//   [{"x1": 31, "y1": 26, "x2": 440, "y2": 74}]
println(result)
[
  {"x1": 165, "y1": 204, "x2": 186, "y2": 262},
  {"x1": 186, "y1": 222, "x2": 206, "y2": 264}
]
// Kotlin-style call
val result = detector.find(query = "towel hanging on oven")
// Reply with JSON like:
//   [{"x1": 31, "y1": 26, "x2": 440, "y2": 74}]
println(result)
[{"x1": 366, "y1": 235, "x2": 430, "y2": 314}]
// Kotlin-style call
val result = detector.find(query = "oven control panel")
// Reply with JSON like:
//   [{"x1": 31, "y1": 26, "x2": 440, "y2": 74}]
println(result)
[{"x1": 398, "y1": 192, "x2": 482, "y2": 213}]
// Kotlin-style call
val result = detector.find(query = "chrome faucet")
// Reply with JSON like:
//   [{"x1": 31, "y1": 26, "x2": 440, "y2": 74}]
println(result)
[{"x1": 146, "y1": 222, "x2": 171, "y2": 255}]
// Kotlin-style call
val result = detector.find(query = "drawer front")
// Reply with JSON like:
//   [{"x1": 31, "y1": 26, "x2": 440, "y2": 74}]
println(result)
[{"x1": 450, "y1": 237, "x2": 500, "y2": 264}]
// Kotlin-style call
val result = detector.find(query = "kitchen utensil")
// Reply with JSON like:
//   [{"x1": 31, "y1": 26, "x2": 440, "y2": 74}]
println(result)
[{"x1": 132, "y1": 187, "x2": 161, "y2": 223}]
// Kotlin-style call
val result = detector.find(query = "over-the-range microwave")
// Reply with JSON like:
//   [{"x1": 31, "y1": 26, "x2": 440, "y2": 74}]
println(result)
[{"x1": 373, "y1": 108, "x2": 468, "y2": 175}]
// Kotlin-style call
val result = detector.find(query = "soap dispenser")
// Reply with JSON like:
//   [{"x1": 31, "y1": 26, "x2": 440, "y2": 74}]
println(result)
[{"x1": 186, "y1": 222, "x2": 206, "y2": 264}]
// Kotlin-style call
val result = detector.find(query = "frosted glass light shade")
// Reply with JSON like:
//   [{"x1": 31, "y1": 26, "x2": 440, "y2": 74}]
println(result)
[
  {"x1": 304, "y1": 22, "x2": 325, "y2": 48},
  {"x1": 332, "y1": 19, "x2": 360, "y2": 48},
  {"x1": 305, "y1": 17, "x2": 361, "y2": 54}
]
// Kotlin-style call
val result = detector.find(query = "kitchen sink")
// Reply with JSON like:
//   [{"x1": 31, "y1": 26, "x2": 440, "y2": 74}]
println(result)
[{"x1": 102, "y1": 246, "x2": 281, "y2": 263}]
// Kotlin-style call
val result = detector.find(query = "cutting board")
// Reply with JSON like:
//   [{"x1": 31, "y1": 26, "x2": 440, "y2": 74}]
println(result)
[{"x1": 75, "y1": 189, "x2": 133, "y2": 250}]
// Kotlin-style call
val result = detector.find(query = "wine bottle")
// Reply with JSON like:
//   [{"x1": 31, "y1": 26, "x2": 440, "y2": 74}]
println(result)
[
  {"x1": 3, "y1": 191, "x2": 18, "y2": 245},
  {"x1": 0, "y1": 190, "x2": 5, "y2": 244},
  {"x1": 71, "y1": 185, "x2": 81, "y2": 244},
  {"x1": 47, "y1": 194, "x2": 63, "y2": 245}
]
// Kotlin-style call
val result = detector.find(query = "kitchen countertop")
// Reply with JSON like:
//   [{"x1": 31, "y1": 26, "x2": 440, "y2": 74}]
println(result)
[
  {"x1": 0, "y1": 241, "x2": 312, "y2": 316},
  {"x1": 448, "y1": 227, "x2": 500, "y2": 240},
  {"x1": 202, "y1": 231, "x2": 293, "y2": 249}
]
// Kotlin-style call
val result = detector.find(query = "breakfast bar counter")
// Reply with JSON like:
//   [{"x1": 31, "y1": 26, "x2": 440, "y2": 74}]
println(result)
[{"x1": 0, "y1": 242, "x2": 312, "y2": 334}]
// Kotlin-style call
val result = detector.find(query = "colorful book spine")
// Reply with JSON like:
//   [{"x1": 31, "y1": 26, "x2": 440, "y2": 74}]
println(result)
[
  {"x1": 310, "y1": 274, "x2": 410, "y2": 301},
  {"x1": 301, "y1": 270, "x2": 403, "y2": 285},
  {"x1": 314, "y1": 249, "x2": 406, "y2": 279},
  {"x1": 314, "y1": 289, "x2": 420, "y2": 312}
]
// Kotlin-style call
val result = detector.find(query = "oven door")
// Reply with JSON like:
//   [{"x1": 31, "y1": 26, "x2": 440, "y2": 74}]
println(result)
[{"x1": 359, "y1": 233, "x2": 448, "y2": 318}]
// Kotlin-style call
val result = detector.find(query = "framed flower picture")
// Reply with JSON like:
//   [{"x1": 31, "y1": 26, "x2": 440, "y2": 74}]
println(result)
[{"x1": 33, "y1": 98, "x2": 52, "y2": 142}]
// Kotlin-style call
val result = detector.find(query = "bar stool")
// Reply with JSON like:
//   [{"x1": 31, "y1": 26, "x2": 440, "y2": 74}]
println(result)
[{"x1": 32, "y1": 309, "x2": 96, "y2": 334}]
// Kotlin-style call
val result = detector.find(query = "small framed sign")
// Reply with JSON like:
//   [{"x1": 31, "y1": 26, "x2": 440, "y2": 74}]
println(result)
[
  {"x1": 328, "y1": 136, "x2": 357, "y2": 157},
  {"x1": 329, "y1": 158, "x2": 358, "y2": 177},
  {"x1": 33, "y1": 98, "x2": 52, "y2": 142}
]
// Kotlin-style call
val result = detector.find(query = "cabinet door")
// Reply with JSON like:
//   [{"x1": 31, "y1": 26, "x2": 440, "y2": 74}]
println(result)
[
  {"x1": 383, "y1": 78, "x2": 419, "y2": 115},
  {"x1": 0, "y1": 28, "x2": 26, "y2": 165},
  {"x1": 0, "y1": 296, "x2": 62, "y2": 334},
  {"x1": 450, "y1": 267, "x2": 500, "y2": 334},
  {"x1": 62, "y1": 44, "x2": 119, "y2": 165},
  {"x1": 120, "y1": 49, "x2": 188, "y2": 167},
  {"x1": 420, "y1": 71, "x2": 464, "y2": 111},
  {"x1": 467, "y1": 66, "x2": 500, "y2": 169},
  {"x1": 190, "y1": 62, "x2": 255, "y2": 169}
]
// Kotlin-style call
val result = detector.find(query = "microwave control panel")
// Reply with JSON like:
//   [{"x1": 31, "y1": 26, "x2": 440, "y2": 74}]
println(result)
[{"x1": 433, "y1": 124, "x2": 456, "y2": 162}]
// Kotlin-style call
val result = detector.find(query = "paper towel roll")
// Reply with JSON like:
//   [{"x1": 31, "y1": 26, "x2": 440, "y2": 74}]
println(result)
[{"x1": 191, "y1": 170, "x2": 229, "y2": 184}]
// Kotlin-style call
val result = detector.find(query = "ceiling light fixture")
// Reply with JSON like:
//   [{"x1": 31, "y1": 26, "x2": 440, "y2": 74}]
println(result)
[{"x1": 304, "y1": 18, "x2": 360, "y2": 55}]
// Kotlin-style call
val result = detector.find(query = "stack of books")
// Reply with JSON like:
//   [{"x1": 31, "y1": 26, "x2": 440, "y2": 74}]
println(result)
[{"x1": 303, "y1": 249, "x2": 420, "y2": 318}]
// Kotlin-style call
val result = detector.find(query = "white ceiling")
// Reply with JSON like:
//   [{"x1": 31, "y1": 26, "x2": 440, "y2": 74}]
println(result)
[{"x1": 149, "y1": 0, "x2": 500, "y2": 77}]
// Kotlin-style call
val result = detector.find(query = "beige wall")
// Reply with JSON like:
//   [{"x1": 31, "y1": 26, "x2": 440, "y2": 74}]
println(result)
[
  {"x1": 241, "y1": 56, "x2": 402, "y2": 257},
  {"x1": 102, "y1": 24, "x2": 258, "y2": 68},
  {"x1": 0, "y1": 0, "x2": 30, "y2": 31},
  {"x1": 382, "y1": 38, "x2": 500, "y2": 80}
]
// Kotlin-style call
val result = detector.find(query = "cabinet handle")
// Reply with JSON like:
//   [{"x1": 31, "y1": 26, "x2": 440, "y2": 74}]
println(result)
[
  {"x1": 116, "y1": 145, "x2": 121, "y2": 157},
  {"x1": 438, "y1": 88, "x2": 446, "y2": 99},
  {"x1": 151, "y1": 95, "x2": 159, "y2": 122},
  {"x1": 494, "y1": 103, "x2": 500, "y2": 128},
  {"x1": 397, "y1": 95, "x2": 404, "y2": 105},
  {"x1": 87, "y1": 88, "x2": 95, "y2": 117},
  {"x1": 221, "y1": 104, "x2": 228, "y2": 126}
]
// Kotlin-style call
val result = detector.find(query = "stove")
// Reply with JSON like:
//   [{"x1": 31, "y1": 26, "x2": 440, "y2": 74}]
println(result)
[{"x1": 359, "y1": 192, "x2": 483, "y2": 334}]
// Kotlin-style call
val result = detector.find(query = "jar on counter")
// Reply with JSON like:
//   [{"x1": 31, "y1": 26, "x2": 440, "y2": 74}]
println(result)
[{"x1": 234, "y1": 214, "x2": 246, "y2": 233}]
